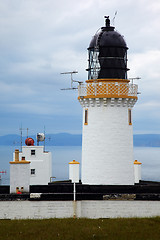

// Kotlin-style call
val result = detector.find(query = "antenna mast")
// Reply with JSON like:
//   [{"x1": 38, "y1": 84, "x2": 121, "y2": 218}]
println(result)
[
  {"x1": 60, "y1": 71, "x2": 82, "y2": 90},
  {"x1": 19, "y1": 126, "x2": 29, "y2": 151},
  {"x1": 44, "y1": 126, "x2": 46, "y2": 152},
  {"x1": 19, "y1": 126, "x2": 23, "y2": 152},
  {"x1": 129, "y1": 77, "x2": 141, "y2": 85},
  {"x1": 112, "y1": 11, "x2": 117, "y2": 26},
  {"x1": 27, "y1": 128, "x2": 29, "y2": 138}
]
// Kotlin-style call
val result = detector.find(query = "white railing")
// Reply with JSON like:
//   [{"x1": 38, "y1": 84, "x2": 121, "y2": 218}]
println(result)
[{"x1": 78, "y1": 82, "x2": 138, "y2": 98}]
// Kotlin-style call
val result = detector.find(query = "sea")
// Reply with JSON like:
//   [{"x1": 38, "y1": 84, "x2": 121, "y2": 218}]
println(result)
[{"x1": 0, "y1": 145, "x2": 160, "y2": 185}]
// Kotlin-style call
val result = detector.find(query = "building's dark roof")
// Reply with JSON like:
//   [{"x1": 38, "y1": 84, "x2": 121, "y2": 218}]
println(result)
[{"x1": 89, "y1": 18, "x2": 127, "y2": 49}]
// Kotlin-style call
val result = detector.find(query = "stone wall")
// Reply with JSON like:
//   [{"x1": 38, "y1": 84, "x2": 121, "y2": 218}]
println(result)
[{"x1": 0, "y1": 200, "x2": 160, "y2": 219}]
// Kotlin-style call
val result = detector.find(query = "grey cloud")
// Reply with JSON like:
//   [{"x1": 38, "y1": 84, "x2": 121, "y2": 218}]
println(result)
[{"x1": 0, "y1": 0, "x2": 160, "y2": 135}]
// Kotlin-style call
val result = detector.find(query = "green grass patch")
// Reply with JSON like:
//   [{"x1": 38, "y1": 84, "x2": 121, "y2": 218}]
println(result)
[{"x1": 0, "y1": 217, "x2": 160, "y2": 240}]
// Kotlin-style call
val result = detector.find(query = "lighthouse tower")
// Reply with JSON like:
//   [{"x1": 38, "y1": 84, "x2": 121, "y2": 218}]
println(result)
[{"x1": 78, "y1": 17, "x2": 138, "y2": 185}]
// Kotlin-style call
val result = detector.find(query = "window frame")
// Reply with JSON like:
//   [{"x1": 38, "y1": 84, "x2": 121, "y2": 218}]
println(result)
[
  {"x1": 31, "y1": 169, "x2": 35, "y2": 175},
  {"x1": 31, "y1": 149, "x2": 35, "y2": 156},
  {"x1": 84, "y1": 109, "x2": 88, "y2": 125},
  {"x1": 128, "y1": 108, "x2": 132, "y2": 125}
]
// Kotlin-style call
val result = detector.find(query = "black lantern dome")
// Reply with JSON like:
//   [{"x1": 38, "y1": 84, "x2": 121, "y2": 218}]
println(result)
[{"x1": 87, "y1": 16, "x2": 129, "y2": 80}]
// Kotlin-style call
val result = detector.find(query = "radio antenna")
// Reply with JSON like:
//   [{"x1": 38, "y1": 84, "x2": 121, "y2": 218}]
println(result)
[
  {"x1": 44, "y1": 126, "x2": 46, "y2": 152},
  {"x1": 129, "y1": 77, "x2": 141, "y2": 84},
  {"x1": 60, "y1": 71, "x2": 82, "y2": 90},
  {"x1": 19, "y1": 126, "x2": 29, "y2": 151},
  {"x1": 112, "y1": 11, "x2": 117, "y2": 26}
]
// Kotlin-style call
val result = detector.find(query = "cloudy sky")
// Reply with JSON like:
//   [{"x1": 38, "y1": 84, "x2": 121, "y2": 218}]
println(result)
[{"x1": 0, "y1": 0, "x2": 160, "y2": 136}]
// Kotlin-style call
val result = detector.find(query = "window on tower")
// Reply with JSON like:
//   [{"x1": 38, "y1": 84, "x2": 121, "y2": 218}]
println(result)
[
  {"x1": 31, "y1": 149, "x2": 35, "y2": 155},
  {"x1": 31, "y1": 169, "x2": 35, "y2": 175},
  {"x1": 128, "y1": 109, "x2": 132, "y2": 125},
  {"x1": 84, "y1": 109, "x2": 88, "y2": 125}
]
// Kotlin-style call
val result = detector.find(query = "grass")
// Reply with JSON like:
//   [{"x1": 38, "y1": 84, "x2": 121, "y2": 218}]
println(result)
[{"x1": 0, "y1": 217, "x2": 160, "y2": 240}]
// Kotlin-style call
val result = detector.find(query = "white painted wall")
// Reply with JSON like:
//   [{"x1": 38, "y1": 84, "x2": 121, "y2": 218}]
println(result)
[
  {"x1": 81, "y1": 98, "x2": 135, "y2": 185},
  {"x1": 80, "y1": 200, "x2": 160, "y2": 219},
  {"x1": 17, "y1": 146, "x2": 52, "y2": 185},
  {"x1": 10, "y1": 164, "x2": 30, "y2": 193},
  {"x1": 134, "y1": 164, "x2": 142, "y2": 183},
  {"x1": 69, "y1": 163, "x2": 80, "y2": 183},
  {"x1": 0, "y1": 200, "x2": 160, "y2": 219}
]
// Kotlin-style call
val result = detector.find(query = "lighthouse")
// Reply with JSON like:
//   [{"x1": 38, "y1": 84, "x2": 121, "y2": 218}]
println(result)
[{"x1": 78, "y1": 17, "x2": 138, "y2": 185}]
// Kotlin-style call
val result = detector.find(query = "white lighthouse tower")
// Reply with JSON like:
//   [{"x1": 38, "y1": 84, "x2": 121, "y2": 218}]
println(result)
[{"x1": 78, "y1": 17, "x2": 138, "y2": 185}]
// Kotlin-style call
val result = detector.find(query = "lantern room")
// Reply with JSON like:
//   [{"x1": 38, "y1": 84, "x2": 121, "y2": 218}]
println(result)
[{"x1": 87, "y1": 16, "x2": 128, "y2": 80}]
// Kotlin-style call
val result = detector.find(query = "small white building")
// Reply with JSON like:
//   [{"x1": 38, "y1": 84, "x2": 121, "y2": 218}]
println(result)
[
  {"x1": 18, "y1": 145, "x2": 52, "y2": 185},
  {"x1": 10, "y1": 149, "x2": 30, "y2": 193},
  {"x1": 134, "y1": 160, "x2": 142, "y2": 183},
  {"x1": 69, "y1": 160, "x2": 80, "y2": 183},
  {"x1": 11, "y1": 138, "x2": 52, "y2": 186}
]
